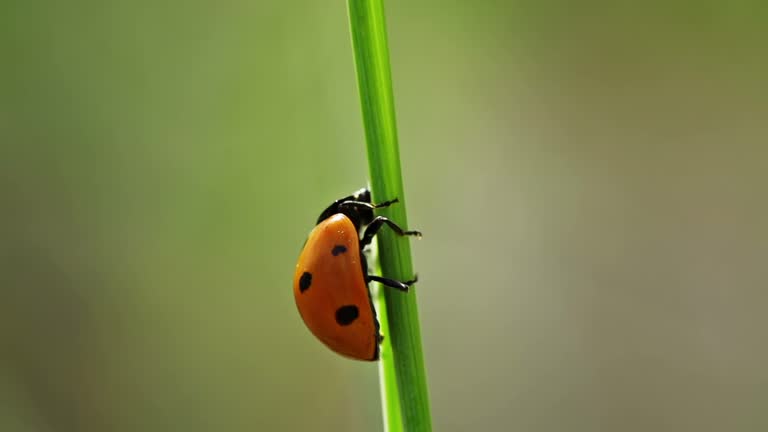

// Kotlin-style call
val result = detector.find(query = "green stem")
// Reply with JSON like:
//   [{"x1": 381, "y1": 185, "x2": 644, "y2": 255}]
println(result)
[{"x1": 346, "y1": 1, "x2": 432, "y2": 431}]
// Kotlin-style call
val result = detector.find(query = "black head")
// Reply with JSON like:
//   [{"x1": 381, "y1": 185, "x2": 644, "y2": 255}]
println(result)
[{"x1": 315, "y1": 188, "x2": 373, "y2": 232}]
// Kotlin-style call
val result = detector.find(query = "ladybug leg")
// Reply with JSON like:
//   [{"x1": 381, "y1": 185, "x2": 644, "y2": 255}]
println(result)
[
  {"x1": 372, "y1": 197, "x2": 399, "y2": 208},
  {"x1": 360, "y1": 216, "x2": 422, "y2": 248},
  {"x1": 338, "y1": 197, "x2": 399, "y2": 214},
  {"x1": 367, "y1": 274, "x2": 418, "y2": 292}
]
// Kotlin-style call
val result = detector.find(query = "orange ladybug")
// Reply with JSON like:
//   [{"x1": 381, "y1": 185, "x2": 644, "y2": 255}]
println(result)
[{"x1": 293, "y1": 188, "x2": 420, "y2": 360}]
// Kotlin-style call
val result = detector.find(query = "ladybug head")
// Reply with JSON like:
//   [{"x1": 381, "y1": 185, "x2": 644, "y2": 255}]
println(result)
[{"x1": 316, "y1": 188, "x2": 373, "y2": 232}]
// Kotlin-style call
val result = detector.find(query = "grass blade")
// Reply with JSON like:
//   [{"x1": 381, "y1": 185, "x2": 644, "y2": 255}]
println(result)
[{"x1": 346, "y1": 1, "x2": 432, "y2": 430}]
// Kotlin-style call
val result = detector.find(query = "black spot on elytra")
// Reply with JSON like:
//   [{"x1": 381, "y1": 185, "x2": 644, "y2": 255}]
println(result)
[
  {"x1": 335, "y1": 305, "x2": 359, "y2": 326},
  {"x1": 331, "y1": 245, "x2": 348, "y2": 256},
  {"x1": 299, "y1": 272, "x2": 312, "y2": 293}
]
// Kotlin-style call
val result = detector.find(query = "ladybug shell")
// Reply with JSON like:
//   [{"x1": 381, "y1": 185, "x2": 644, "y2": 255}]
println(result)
[{"x1": 293, "y1": 213, "x2": 379, "y2": 361}]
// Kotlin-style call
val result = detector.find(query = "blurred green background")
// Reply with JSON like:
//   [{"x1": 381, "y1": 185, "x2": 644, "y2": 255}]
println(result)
[{"x1": 2, "y1": 1, "x2": 767, "y2": 431}]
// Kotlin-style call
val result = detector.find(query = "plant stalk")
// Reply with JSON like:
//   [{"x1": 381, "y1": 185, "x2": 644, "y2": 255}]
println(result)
[{"x1": 346, "y1": 0, "x2": 432, "y2": 431}]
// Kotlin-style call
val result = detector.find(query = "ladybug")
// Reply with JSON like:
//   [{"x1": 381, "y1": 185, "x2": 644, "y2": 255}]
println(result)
[{"x1": 293, "y1": 188, "x2": 421, "y2": 361}]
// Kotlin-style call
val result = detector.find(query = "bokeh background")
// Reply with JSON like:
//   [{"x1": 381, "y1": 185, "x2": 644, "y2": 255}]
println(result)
[{"x1": 2, "y1": 1, "x2": 767, "y2": 431}]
